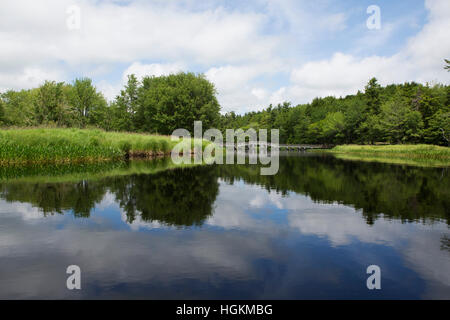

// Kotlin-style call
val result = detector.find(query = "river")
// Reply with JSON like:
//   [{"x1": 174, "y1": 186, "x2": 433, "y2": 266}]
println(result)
[{"x1": 0, "y1": 153, "x2": 448, "y2": 299}]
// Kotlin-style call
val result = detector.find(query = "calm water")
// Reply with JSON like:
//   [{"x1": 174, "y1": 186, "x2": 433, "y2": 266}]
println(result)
[{"x1": 0, "y1": 154, "x2": 449, "y2": 299}]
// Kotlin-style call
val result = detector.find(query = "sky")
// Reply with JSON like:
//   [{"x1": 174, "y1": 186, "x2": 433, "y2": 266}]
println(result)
[{"x1": 0, "y1": 0, "x2": 449, "y2": 114}]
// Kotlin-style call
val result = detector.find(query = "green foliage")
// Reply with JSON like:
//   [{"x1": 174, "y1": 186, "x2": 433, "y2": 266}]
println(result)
[
  {"x1": 319, "y1": 111, "x2": 346, "y2": 143},
  {"x1": 365, "y1": 77, "x2": 381, "y2": 115},
  {"x1": 0, "y1": 74, "x2": 448, "y2": 147},
  {"x1": 425, "y1": 111, "x2": 450, "y2": 145},
  {"x1": 68, "y1": 78, "x2": 107, "y2": 127},
  {"x1": 137, "y1": 72, "x2": 221, "y2": 134},
  {"x1": 380, "y1": 94, "x2": 423, "y2": 143},
  {"x1": 34, "y1": 81, "x2": 70, "y2": 125},
  {"x1": 111, "y1": 74, "x2": 140, "y2": 131},
  {"x1": 1, "y1": 89, "x2": 36, "y2": 126},
  {"x1": 0, "y1": 73, "x2": 220, "y2": 137},
  {"x1": 359, "y1": 114, "x2": 383, "y2": 144},
  {"x1": 218, "y1": 78, "x2": 449, "y2": 146},
  {"x1": 0, "y1": 99, "x2": 5, "y2": 124}
]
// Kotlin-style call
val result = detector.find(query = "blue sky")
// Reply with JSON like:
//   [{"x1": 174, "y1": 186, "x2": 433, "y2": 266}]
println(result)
[{"x1": 0, "y1": 0, "x2": 448, "y2": 113}]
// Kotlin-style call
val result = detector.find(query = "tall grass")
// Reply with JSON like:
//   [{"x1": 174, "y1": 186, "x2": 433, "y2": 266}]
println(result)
[
  {"x1": 0, "y1": 128, "x2": 206, "y2": 165},
  {"x1": 329, "y1": 144, "x2": 450, "y2": 162}
]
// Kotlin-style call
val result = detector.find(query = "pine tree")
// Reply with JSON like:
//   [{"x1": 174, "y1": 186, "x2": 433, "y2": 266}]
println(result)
[{"x1": 365, "y1": 78, "x2": 381, "y2": 115}]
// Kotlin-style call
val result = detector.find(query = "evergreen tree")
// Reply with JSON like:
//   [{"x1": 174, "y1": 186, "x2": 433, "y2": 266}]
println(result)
[{"x1": 365, "y1": 77, "x2": 382, "y2": 115}]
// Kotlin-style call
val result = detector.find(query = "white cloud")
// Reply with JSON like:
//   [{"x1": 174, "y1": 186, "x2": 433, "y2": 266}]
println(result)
[
  {"x1": 122, "y1": 62, "x2": 186, "y2": 82},
  {"x1": 96, "y1": 62, "x2": 186, "y2": 100},
  {"x1": 0, "y1": 200, "x2": 63, "y2": 223},
  {"x1": 0, "y1": 67, "x2": 65, "y2": 93},
  {"x1": 264, "y1": 0, "x2": 348, "y2": 36},
  {"x1": 251, "y1": 88, "x2": 268, "y2": 101},
  {"x1": 0, "y1": 0, "x2": 277, "y2": 92},
  {"x1": 284, "y1": 53, "x2": 403, "y2": 102},
  {"x1": 206, "y1": 65, "x2": 259, "y2": 93},
  {"x1": 205, "y1": 62, "x2": 284, "y2": 112},
  {"x1": 206, "y1": 0, "x2": 450, "y2": 110},
  {"x1": 205, "y1": 65, "x2": 264, "y2": 112},
  {"x1": 281, "y1": 0, "x2": 450, "y2": 104},
  {"x1": 210, "y1": 181, "x2": 450, "y2": 296},
  {"x1": 96, "y1": 80, "x2": 122, "y2": 101},
  {"x1": 0, "y1": 0, "x2": 448, "y2": 112},
  {"x1": 269, "y1": 87, "x2": 288, "y2": 106},
  {"x1": 0, "y1": 0, "x2": 276, "y2": 65}
]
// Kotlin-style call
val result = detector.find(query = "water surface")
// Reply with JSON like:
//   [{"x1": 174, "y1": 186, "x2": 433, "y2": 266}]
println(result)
[{"x1": 0, "y1": 154, "x2": 449, "y2": 299}]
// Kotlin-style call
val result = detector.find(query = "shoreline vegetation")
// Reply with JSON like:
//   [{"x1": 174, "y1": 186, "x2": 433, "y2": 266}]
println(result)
[
  {"x1": 0, "y1": 127, "x2": 449, "y2": 168},
  {"x1": 1, "y1": 73, "x2": 449, "y2": 149},
  {"x1": 0, "y1": 128, "x2": 207, "y2": 166},
  {"x1": 0, "y1": 72, "x2": 448, "y2": 170},
  {"x1": 324, "y1": 144, "x2": 450, "y2": 167}
]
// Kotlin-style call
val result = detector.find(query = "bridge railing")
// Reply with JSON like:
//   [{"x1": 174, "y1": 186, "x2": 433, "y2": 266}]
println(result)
[{"x1": 221, "y1": 143, "x2": 333, "y2": 149}]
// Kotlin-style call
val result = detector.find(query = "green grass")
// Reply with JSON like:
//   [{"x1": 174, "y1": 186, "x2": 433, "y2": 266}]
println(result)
[
  {"x1": 326, "y1": 144, "x2": 450, "y2": 167},
  {"x1": 0, "y1": 128, "x2": 208, "y2": 165}
]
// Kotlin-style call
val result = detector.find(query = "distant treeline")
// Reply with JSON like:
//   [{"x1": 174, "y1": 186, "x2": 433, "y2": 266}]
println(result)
[
  {"x1": 0, "y1": 72, "x2": 449, "y2": 146},
  {"x1": 221, "y1": 79, "x2": 450, "y2": 146}
]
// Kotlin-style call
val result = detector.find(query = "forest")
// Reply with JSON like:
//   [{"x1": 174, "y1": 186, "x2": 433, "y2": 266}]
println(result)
[
  {"x1": 0, "y1": 70, "x2": 449, "y2": 146},
  {"x1": 221, "y1": 78, "x2": 449, "y2": 146}
]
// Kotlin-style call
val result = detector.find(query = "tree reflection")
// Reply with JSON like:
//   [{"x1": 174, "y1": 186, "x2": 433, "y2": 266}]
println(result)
[
  {"x1": 217, "y1": 155, "x2": 450, "y2": 225},
  {"x1": 0, "y1": 155, "x2": 448, "y2": 226},
  {"x1": 0, "y1": 164, "x2": 219, "y2": 226},
  {"x1": 0, "y1": 180, "x2": 106, "y2": 217},
  {"x1": 108, "y1": 165, "x2": 219, "y2": 226}
]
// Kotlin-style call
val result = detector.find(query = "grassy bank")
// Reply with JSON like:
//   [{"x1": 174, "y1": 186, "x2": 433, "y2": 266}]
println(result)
[
  {"x1": 327, "y1": 144, "x2": 450, "y2": 167},
  {"x1": 0, "y1": 128, "x2": 206, "y2": 165}
]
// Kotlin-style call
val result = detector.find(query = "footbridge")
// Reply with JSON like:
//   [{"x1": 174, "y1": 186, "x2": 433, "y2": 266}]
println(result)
[{"x1": 223, "y1": 142, "x2": 333, "y2": 151}]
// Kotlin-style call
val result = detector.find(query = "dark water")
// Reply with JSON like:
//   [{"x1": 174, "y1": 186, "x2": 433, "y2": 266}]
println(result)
[{"x1": 0, "y1": 154, "x2": 449, "y2": 299}]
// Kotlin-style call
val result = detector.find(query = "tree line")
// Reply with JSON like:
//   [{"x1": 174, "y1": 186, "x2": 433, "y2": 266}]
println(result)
[
  {"x1": 0, "y1": 73, "x2": 220, "y2": 135},
  {"x1": 0, "y1": 71, "x2": 448, "y2": 146},
  {"x1": 220, "y1": 78, "x2": 449, "y2": 146}
]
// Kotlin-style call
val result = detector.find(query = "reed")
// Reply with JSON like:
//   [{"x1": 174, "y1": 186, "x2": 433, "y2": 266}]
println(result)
[
  {"x1": 0, "y1": 128, "x2": 206, "y2": 165},
  {"x1": 328, "y1": 144, "x2": 450, "y2": 163}
]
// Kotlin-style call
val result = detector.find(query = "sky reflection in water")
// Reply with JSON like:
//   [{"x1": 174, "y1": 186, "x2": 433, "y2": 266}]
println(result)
[{"x1": 0, "y1": 154, "x2": 449, "y2": 299}]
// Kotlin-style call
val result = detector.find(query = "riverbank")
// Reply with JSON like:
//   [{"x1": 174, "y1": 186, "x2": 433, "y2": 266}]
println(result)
[
  {"x1": 325, "y1": 144, "x2": 450, "y2": 167},
  {"x1": 0, "y1": 128, "x2": 206, "y2": 165}
]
